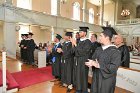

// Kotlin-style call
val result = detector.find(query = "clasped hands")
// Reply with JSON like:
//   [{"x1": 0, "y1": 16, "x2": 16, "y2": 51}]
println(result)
[
  {"x1": 85, "y1": 59, "x2": 100, "y2": 68},
  {"x1": 57, "y1": 48, "x2": 63, "y2": 53}
]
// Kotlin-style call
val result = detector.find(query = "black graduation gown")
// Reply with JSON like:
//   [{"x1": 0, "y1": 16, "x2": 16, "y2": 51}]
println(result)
[
  {"x1": 90, "y1": 41, "x2": 101, "y2": 59},
  {"x1": 91, "y1": 46, "x2": 121, "y2": 93},
  {"x1": 26, "y1": 39, "x2": 36, "y2": 64},
  {"x1": 61, "y1": 42, "x2": 74, "y2": 85},
  {"x1": 23, "y1": 39, "x2": 28, "y2": 61},
  {"x1": 73, "y1": 39, "x2": 92, "y2": 92},
  {"x1": 19, "y1": 39, "x2": 25, "y2": 60},
  {"x1": 51, "y1": 43, "x2": 62, "y2": 78},
  {"x1": 118, "y1": 45, "x2": 130, "y2": 68}
]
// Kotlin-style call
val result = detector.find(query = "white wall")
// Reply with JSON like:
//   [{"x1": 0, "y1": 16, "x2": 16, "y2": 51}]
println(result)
[
  {"x1": 31, "y1": 26, "x2": 52, "y2": 45},
  {"x1": 104, "y1": 3, "x2": 115, "y2": 26}
]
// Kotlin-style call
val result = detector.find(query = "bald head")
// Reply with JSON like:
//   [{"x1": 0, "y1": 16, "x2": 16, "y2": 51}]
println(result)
[{"x1": 114, "y1": 34, "x2": 124, "y2": 46}]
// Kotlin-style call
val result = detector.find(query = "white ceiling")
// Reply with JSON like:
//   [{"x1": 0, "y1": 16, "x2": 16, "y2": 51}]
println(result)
[{"x1": 88, "y1": 0, "x2": 112, "y2": 6}]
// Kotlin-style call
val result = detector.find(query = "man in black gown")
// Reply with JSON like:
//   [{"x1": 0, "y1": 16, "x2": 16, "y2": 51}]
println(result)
[
  {"x1": 114, "y1": 34, "x2": 130, "y2": 68},
  {"x1": 75, "y1": 32, "x2": 80, "y2": 44},
  {"x1": 26, "y1": 32, "x2": 36, "y2": 65},
  {"x1": 19, "y1": 34, "x2": 26, "y2": 61},
  {"x1": 90, "y1": 34, "x2": 101, "y2": 58},
  {"x1": 57, "y1": 32, "x2": 74, "y2": 92},
  {"x1": 70, "y1": 27, "x2": 92, "y2": 93},
  {"x1": 85, "y1": 27, "x2": 121, "y2": 93},
  {"x1": 51, "y1": 34, "x2": 62, "y2": 80}
]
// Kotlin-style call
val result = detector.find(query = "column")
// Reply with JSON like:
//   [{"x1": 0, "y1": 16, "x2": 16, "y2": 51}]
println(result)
[
  {"x1": 100, "y1": 0, "x2": 104, "y2": 26},
  {"x1": 114, "y1": 0, "x2": 119, "y2": 26},
  {"x1": 57, "y1": 0, "x2": 61, "y2": 16},
  {"x1": 3, "y1": 22, "x2": 16, "y2": 59},
  {"x1": 83, "y1": 0, "x2": 87, "y2": 22}
]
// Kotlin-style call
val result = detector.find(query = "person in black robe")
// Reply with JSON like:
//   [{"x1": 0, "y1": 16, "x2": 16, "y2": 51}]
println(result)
[
  {"x1": 75, "y1": 32, "x2": 80, "y2": 44},
  {"x1": 114, "y1": 34, "x2": 130, "y2": 68},
  {"x1": 57, "y1": 32, "x2": 74, "y2": 92},
  {"x1": 85, "y1": 27, "x2": 121, "y2": 93},
  {"x1": 70, "y1": 27, "x2": 92, "y2": 93},
  {"x1": 26, "y1": 32, "x2": 36, "y2": 65},
  {"x1": 90, "y1": 34, "x2": 101, "y2": 58},
  {"x1": 19, "y1": 34, "x2": 26, "y2": 61},
  {"x1": 51, "y1": 34, "x2": 62, "y2": 80},
  {"x1": 22, "y1": 34, "x2": 28, "y2": 63}
]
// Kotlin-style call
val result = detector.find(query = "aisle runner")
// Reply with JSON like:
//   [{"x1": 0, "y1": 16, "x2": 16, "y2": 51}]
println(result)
[{"x1": 12, "y1": 66, "x2": 54, "y2": 89}]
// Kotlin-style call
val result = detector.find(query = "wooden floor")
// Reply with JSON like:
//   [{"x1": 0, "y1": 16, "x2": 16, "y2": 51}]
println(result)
[{"x1": 0, "y1": 55, "x2": 133, "y2": 93}]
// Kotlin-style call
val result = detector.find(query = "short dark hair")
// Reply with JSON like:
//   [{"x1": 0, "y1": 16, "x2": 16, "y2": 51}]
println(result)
[
  {"x1": 76, "y1": 32, "x2": 79, "y2": 34},
  {"x1": 92, "y1": 34, "x2": 97, "y2": 39}
]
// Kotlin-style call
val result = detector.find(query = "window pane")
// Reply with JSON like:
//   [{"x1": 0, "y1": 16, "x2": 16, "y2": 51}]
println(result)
[
  {"x1": 73, "y1": 2, "x2": 80, "y2": 20},
  {"x1": 17, "y1": 0, "x2": 32, "y2": 10},
  {"x1": 51, "y1": 0, "x2": 57, "y2": 15},
  {"x1": 89, "y1": 8, "x2": 94, "y2": 24}
]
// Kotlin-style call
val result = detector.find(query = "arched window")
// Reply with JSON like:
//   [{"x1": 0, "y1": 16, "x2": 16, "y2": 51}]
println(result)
[
  {"x1": 73, "y1": 2, "x2": 80, "y2": 20},
  {"x1": 17, "y1": 0, "x2": 32, "y2": 10},
  {"x1": 89, "y1": 8, "x2": 94, "y2": 24},
  {"x1": 51, "y1": 0, "x2": 57, "y2": 15}
]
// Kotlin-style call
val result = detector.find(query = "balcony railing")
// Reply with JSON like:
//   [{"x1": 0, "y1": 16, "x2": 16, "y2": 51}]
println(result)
[
  {"x1": 0, "y1": 3, "x2": 101, "y2": 32},
  {"x1": 116, "y1": 18, "x2": 140, "y2": 25}
]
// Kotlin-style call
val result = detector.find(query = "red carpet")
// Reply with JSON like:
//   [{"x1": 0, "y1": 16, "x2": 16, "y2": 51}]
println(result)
[{"x1": 12, "y1": 66, "x2": 54, "y2": 89}]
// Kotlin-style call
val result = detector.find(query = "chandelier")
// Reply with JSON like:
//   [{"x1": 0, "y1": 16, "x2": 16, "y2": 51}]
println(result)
[{"x1": 121, "y1": 9, "x2": 130, "y2": 17}]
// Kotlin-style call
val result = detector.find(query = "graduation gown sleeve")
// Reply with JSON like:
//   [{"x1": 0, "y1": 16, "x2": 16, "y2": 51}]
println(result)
[
  {"x1": 92, "y1": 48, "x2": 121, "y2": 78},
  {"x1": 73, "y1": 39, "x2": 92, "y2": 57}
]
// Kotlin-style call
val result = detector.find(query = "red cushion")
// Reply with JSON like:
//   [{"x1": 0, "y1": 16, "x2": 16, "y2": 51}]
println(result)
[{"x1": 6, "y1": 70, "x2": 19, "y2": 90}]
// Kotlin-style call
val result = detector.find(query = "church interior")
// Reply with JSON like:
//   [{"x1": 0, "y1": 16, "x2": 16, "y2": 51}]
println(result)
[{"x1": 0, "y1": 0, "x2": 140, "y2": 93}]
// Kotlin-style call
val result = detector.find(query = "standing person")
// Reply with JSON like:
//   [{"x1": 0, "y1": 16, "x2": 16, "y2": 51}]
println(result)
[
  {"x1": 85, "y1": 27, "x2": 121, "y2": 93},
  {"x1": 90, "y1": 34, "x2": 101, "y2": 58},
  {"x1": 26, "y1": 32, "x2": 36, "y2": 65},
  {"x1": 57, "y1": 32, "x2": 74, "y2": 92},
  {"x1": 19, "y1": 34, "x2": 26, "y2": 61},
  {"x1": 22, "y1": 34, "x2": 28, "y2": 63},
  {"x1": 75, "y1": 32, "x2": 80, "y2": 44},
  {"x1": 51, "y1": 34, "x2": 62, "y2": 81},
  {"x1": 114, "y1": 34, "x2": 130, "y2": 68},
  {"x1": 70, "y1": 27, "x2": 92, "y2": 93}
]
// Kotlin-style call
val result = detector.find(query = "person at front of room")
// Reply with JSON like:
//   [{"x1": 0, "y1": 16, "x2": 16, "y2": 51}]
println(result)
[
  {"x1": 85, "y1": 27, "x2": 121, "y2": 93},
  {"x1": 19, "y1": 34, "x2": 26, "y2": 61},
  {"x1": 26, "y1": 32, "x2": 36, "y2": 66}
]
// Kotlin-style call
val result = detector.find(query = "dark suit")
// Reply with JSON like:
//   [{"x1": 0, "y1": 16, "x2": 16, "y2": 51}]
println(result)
[
  {"x1": 90, "y1": 41, "x2": 101, "y2": 59},
  {"x1": 118, "y1": 45, "x2": 130, "y2": 68}
]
